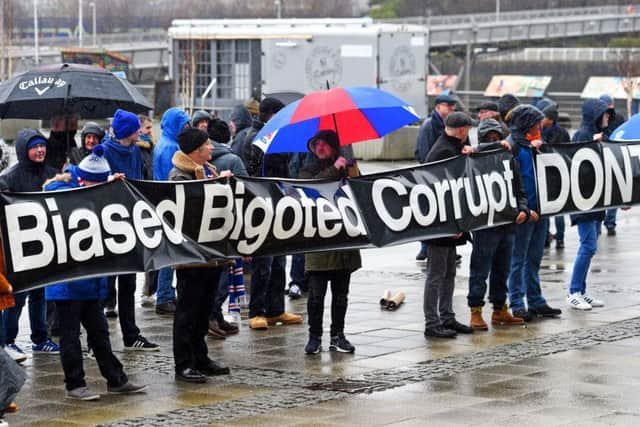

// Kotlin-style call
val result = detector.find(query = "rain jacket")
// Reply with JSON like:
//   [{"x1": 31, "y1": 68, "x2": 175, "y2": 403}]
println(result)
[
  {"x1": 0, "y1": 128, "x2": 57, "y2": 192},
  {"x1": 153, "y1": 108, "x2": 190, "y2": 180},
  {"x1": 102, "y1": 134, "x2": 143, "y2": 179},
  {"x1": 570, "y1": 99, "x2": 609, "y2": 224},
  {"x1": 211, "y1": 142, "x2": 247, "y2": 176},
  {"x1": 415, "y1": 111, "x2": 444, "y2": 163}
]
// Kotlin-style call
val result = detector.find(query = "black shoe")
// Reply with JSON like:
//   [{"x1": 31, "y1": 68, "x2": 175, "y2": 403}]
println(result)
[
  {"x1": 443, "y1": 319, "x2": 474, "y2": 334},
  {"x1": 176, "y1": 368, "x2": 206, "y2": 383},
  {"x1": 219, "y1": 319, "x2": 239, "y2": 335},
  {"x1": 198, "y1": 360, "x2": 230, "y2": 376},
  {"x1": 512, "y1": 309, "x2": 534, "y2": 322},
  {"x1": 155, "y1": 301, "x2": 176, "y2": 315},
  {"x1": 329, "y1": 334, "x2": 355, "y2": 353},
  {"x1": 124, "y1": 335, "x2": 159, "y2": 351},
  {"x1": 305, "y1": 335, "x2": 321, "y2": 354},
  {"x1": 104, "y1": 307, "x2": 118, "y2": 318},
  {"x1": 416, "y1": 249, "x2": 427, "y2": 261},
  {"x1": 556, "y1": 239, "x2": 565, "y2": 249},
  {"x1": 607, "y1": 227, "x2": 616, "y2": 236},
  {"x1": 530, "y1": 304, "x2": 562, "y2": 318},
  {"x1": 424, "y1": 326, "x2": 457, "y2": 338}
]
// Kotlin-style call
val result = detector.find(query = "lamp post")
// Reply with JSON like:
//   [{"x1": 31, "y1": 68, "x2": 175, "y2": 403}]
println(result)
[
  {"x1": 89, "y1": 1, "x2": 96, "y2": 46},
  {"x1": 33, "y1": 0, "x2": 39, "y2": 64},
  {"x1": 78, "y1": 0, "x2": 83, "y2": 47}
]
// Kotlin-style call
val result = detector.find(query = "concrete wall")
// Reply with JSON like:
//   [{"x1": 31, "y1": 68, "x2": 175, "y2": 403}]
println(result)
[{"x1": 352, "y1": 126, "x2": 418, "y2": 160}]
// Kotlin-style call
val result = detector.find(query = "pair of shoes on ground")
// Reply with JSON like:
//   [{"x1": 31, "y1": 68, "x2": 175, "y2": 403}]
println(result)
[
  {"x1": 470, "y1": 305, "x2": 525, "y2": 330},
  {"x1": 567, "y1": 293, "x2": 605, "y2": 310},
  {"x1": 249, "y1": 312, "x2": 303, "y2": 330},
  {"x1": 175, "y1": 361, "x2": 230, "y2": 383},
  {"x1": 65, "y1": 382, "x2": 147, "y2": 401},
  {"x1": 305, "y1": 334, "x2": 355, "y2": 354},
  {"x1": 155, "y1": 300, "x2": 176, "y2": 315},
  {"x1": 124, "y1": 335, "x2": 159, "y2": 351},
  {"x1": 208, "y1": 319, "x2": 240, "y2": 339},
  {"x1": 424, "y1": 319, "x2": 474, "y2": 338},
  {"x1": 5, "y1": 338, "x2": 61, "y2": 362}
]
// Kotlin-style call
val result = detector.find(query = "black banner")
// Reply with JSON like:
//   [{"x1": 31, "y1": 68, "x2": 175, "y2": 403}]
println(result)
[{"x1": 1, "y1": 142, "x2": 638, "y2": 292}]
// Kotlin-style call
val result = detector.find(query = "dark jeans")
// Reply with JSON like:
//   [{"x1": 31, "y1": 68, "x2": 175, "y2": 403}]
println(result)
[
  {"x1": 468, "y1": 226, "x2": 515, "y2": 309},
  {"x1": 290, "y1": 254, "x2": 308, "y2": 290},
  {"x1": 210, "y1": 265, "x2": 230, "y2": 323},
  {"x1": 106, "y1": 274, "x2": 140, "y2": 345},
  {"x1": 307, "y1": 270, "x2": 351, "y2": 337},
  {"x1": 554, "y1": 215, "x2": 565, "y2": 242},
  {"x1": 1, "y1": 289, "x2": 48, "y2": 346},
  {"x1": 56, "y1": 299, "x2": 127, "y2": 390},
  {"x1": 174, "y1": 267, "x2": 222, "y2": 372},
  {"x1": 249, "y1": 256, "x2": 286, "y2": 318},
  {"x1": 424, "y1": 245, "x2": 456, "y2": 329}
]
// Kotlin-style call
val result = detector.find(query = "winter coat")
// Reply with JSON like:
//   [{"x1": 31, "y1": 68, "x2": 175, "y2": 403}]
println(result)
[
  {"x1": 43, "y1": 173, "x2": 108, "y2": 301},
  {"x1": 542, "y1": 123, "x2": 571, "y2": 145},
  {"x1": 415, "y1": 111, "x2": 444, "y2": 163},
  {"x1": 570, "y1": 99, "x2": 608, "y2": 224},
  {"x1": 242, "y1": 119, "x2": 290, "y2": 178},
  {"x1": 299, "y1": 158, "x2": 361, "y2": 273},
  {"x1": 423, "y1": 133, "x2": 471, "y2": 247},
  {"x1": 137, "y1": 134, "x2": 154, "y2": 180},
  {"x1": 101, "y1": 134, "x2": 143, "y2": 180},
  {"x1": 68, "y1": 146, "x2": 91, "y2": 165},
  {"x1": 154, "y1": 108, "x2": 190, "y2": 180},
  {"x1": 210, "y1": 142, "x2": 247, "y2": 176},
  {"x1": 229, "y1": 105, "x2": 253, "y2": 134},
  {"x1": 0, "y1": 128, "x2": 58, "y2": 192}
]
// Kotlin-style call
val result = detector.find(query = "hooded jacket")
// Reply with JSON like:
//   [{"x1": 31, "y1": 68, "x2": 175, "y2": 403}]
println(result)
[
  {"x1": 415, "y1": 111, "x2": 445, "y2": 163},
  {"x1": 153, "y1": 108, "x2": 190, "y2": 180},
  {"x1": 0, "y1": 129, "x2": 57, "y2": 192},
  {"x1": 210, "y1": 142, "x2": 247, "y2": 176},
  {"x1": 101, "y1": 134, "x2": 143, "y2": 180},
  {"x1": 229, "y1": 105, "x2": 253, "y2": 156},
  {"x1": 507, "y1": 105, "x2": 544, "y2": 212},
  {"x1": 570, "y1": 99, "x2": 608, "y2": 223}
]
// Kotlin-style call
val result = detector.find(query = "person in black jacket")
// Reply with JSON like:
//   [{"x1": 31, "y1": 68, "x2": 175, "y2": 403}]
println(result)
[
  {"x1": 69, "y1": 122, "x2": 105, "y2": 165},
  {"x1": 0, "y1": 129, "x2": 60, "y2": 359},
  {"x1": 467, "y1": 119, "x2": 529, "y2": 331},
  {"x1": 423, "y1": 112, "x2": 474, "y2": 339}
]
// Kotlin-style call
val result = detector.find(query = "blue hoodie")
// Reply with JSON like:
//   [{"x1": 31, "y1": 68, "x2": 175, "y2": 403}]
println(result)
[
  {"x1": 44, "y1": 168, "x2": 108, "y2": 301},
  {"x1": 572, "y1": 99, "x2": 609, "y2": 143},
  {"x1": 153, "y1": 108, "x2": 190, "y2": 180},
  {"x1": 101, "y1": 134, "x2": 143, "y2": 179}
]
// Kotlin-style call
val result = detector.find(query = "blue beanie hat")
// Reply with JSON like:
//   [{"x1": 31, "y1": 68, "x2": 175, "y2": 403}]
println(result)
[
  {"x1": 26, "y1": 136, "x2": 47, "y2": 150},
  {"x1": 112, "y1": 109, "x2": 140, "y2": 140},
  {"x1": 599, "y1": 94, "x2": 614, "y2": 105},
  {"x1": 77, "y1": 145, "x2": 111, "y2": 182}
]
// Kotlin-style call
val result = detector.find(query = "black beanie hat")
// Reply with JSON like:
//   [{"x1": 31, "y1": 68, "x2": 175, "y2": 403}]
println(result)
[
  {"x1": 259, "y1": 97, "x2": 285, "y2": 122},
  {"x1": 178, "y1": 127, "x2": 209, "y2": 154},
  {"x1": 207, "y1": 118, "x2": 231, "y2": 143},
  {"x1": 307, "y1": 129, "x2": 340, "y2": 153},
  {"x1": 498, "y1": 94, "x2": 521, "y2": 120}
]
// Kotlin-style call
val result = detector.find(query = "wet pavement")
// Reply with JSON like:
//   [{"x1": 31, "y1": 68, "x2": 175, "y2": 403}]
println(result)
[{"x1": 5, "y1": 160, "x2": 640, "y2": 426}]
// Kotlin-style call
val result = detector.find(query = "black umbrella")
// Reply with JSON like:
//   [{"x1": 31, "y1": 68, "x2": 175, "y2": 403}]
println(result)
[{"x1": 0, "y1": 63, "x2": 152, "y2": 119}]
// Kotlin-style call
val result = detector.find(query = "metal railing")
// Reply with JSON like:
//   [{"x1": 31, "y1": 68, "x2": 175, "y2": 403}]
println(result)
[
  {"x1": 11, "y1": 31, "x2": 168, "y2": 49},
  {"x1": 480, "y1": 47, "x2": 640, "y2": 62}
]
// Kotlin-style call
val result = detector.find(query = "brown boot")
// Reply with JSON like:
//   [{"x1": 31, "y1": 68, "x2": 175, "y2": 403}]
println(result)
[
  {"x1": 470, "y1": 307, "x2": 488, "y2": 331},
  {"x1": 492, "y1": 305, "x2": 525, "y2": 326}
]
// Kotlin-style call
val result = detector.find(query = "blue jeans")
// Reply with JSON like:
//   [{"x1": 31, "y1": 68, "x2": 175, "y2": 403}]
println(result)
[
  {"x1": 1, "y1": 289, "x2": 48, "y2": 346},
  {"x1": 554, "y1": 215, "x2": 565, "y2": 242},
  {"x1": 290, "y1": 254, "x2": 306, "y2": 287},
  {"x1": 508, "y1": 218, "x2": 549, "y2": 311},
  {"x1": 156, "y1": 267, "x2": 176, "y2": 305},
  {"x1": 604, "y1": 209, "x2": 617, "y2": 230},
  {"x1": 468, "y1": 226, "x2": 515, "y2": 309},
  {"x1": 569, "y1": 220, "x2": 598, "y2": 295}
]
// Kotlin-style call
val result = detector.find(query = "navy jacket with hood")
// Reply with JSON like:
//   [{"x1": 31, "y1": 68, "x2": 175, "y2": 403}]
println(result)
[
  {"x1": 415, "y1": 111, "x2": 445, "y2": 163},
  {"x1": 0, "y1": 128, "x2": 57, "y2": 192},
  {"x1": 153, "y1": 108, "x2": 190, "y2": 180},
  {"x1": 570, "y1": 99, "x2": 609, "y2": 224},
  {"x1": 507, "y1": 105, "x2": 544, "y2": 212},
  {"x1": 211, "y1": 142, "x2": 248, "y2": 176},
  {"x1": 101, "y1": 134, "x2": 143, "y2": 180}
]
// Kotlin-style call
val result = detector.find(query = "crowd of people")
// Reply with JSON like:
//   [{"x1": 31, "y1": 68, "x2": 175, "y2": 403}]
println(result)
[{"x1": 0, "y1": 90, "x2": 628, "y2": 420}]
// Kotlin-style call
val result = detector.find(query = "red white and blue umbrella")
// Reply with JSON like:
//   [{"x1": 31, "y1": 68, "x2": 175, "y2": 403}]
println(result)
[{"x1": 253, "y1": 86, "x2": 420, "y2": 154}]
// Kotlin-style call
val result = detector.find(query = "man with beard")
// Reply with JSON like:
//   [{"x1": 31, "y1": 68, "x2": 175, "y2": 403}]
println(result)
[{"x1": 46, "y1": 113, "x2": 78, "y2": 171}]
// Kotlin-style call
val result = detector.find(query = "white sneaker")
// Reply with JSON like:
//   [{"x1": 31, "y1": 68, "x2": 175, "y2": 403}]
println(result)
[
  {"x1": 567, "y1": 293, "x2": 592, "y2": 310},
  {"x1": 582, "y1": 294, "x2": 604, "y2": 308},
  {"x1": 0, "y1": 417, "x2": 8, "y2": 427},
  {"x1": 4, "y1": 343, "x2": 27, "y2": 364}
]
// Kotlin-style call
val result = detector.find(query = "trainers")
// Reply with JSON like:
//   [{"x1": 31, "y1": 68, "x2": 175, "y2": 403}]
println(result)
[
  {"x1": 207, "y1": 320, "x2": 227, "y2": 340},
  {"x1": 219, "y1": 319, "x2": 239, "y2": 335},
  {"x1": 107, "y1": 381, "x2": 147, "y2": 394},
  {"x1": 288, "y1": 284, "x2": 302, "y2": 300},
  {"x1": 305, "y1": 335, "x2": 322, "y2": 354},
  {"x1": 567, "y1": 293, "x2": 592, "y2": 310},
  {"x1": 267, "y1": 312, "x2": 303, "y2": 325},
  {"x1": 329, "y1": 334, "x2": 355, "y2": 353},
  {"x1": 65, "y1": 386, "x2": 100, "y2": 401},
  {"x1": 0, "y1": 418, "x2": 8, "y2": 427},
  {"x1": 582, "y1": 294, "x2": 604, "y2": 308},
  {"x1": 249, "y1": 316, "x2": 268, "y2": 330},
  {"x1": 105, "y1": 307, "x2": 118, "y2": 318},
  {"x1": 32, "y1": 338, "x2": 60, "y2": 354},
  {"x1": 155, "y1": 301, "x2": 176, "y2": 315},
  {"x1": 124, "y1": 336, "x2": 159, "y2": 351},
  {"x1": 530, "y1": 304, "x2": 562, "y2": 317},
  {"x1": 5, "y1": 343, "x2": 27, "y2": 363},
  {"x1": 140, "y1": 295, "x2": 155, "y2": 308}
]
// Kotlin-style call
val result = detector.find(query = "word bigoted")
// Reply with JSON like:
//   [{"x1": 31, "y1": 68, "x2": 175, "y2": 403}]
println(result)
[{"x1": 0, "y1": 142, "x2": 637, "y2": 292}]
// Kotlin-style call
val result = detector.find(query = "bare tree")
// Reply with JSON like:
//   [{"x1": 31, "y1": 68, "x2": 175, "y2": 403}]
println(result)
[{"x1": 615, "y1": 49, "x2": 640, "y2": 119}]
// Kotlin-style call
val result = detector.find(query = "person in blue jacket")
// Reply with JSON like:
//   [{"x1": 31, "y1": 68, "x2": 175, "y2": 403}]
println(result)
[
  {"x1": 507, "y1": 105, "x2": 562, "y2": 322},
  {"x1": 44, "y1": 146, "x2": 146, "y2": 400},
  {"x1": 566, "y1": 99, "x2": 609, "y2": 311}
]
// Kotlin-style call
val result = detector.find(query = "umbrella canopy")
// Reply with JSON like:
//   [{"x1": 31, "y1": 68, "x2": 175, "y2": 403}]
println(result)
[
  {"x1": 611, "y1": 113, "x2": 639, "y2": 141},
  {"x1": 0, "y1": 63, "x2": 152, "y2": 119},
  {"x1": 253, "y1": 86, "x2": 420, "y2": 154},
  {"x1": 263, "y1": 91, "x2": 305, "y2": 106}
]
